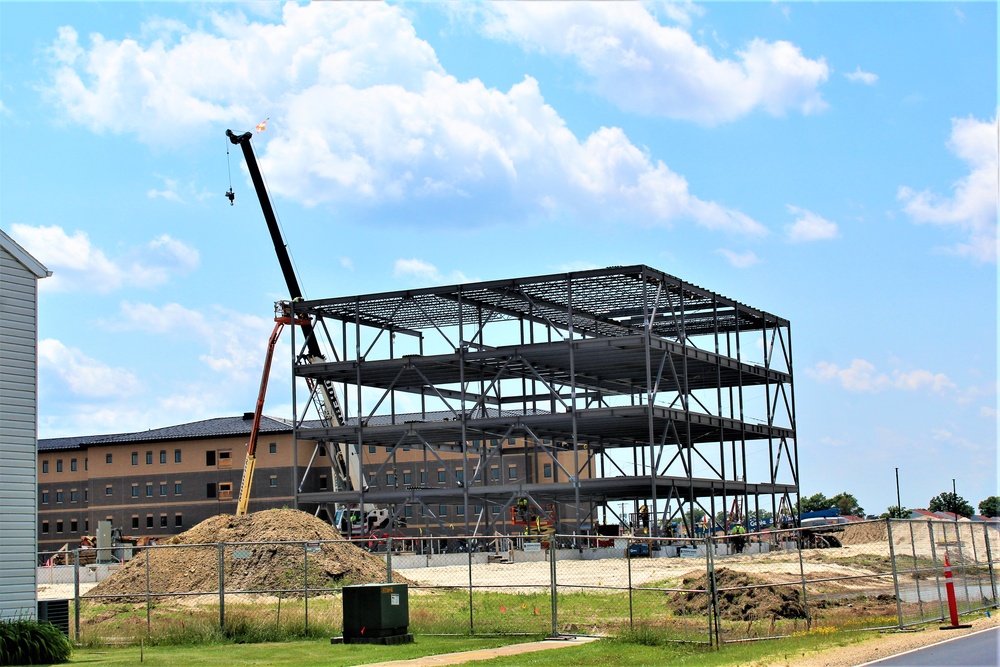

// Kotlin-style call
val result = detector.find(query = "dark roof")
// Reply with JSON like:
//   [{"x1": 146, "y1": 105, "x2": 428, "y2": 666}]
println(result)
[
  {"x1": 38, "y1": 415, "x2": 295, "y2": 452},
  {"x1": 37, "y1": 409, "x2": 525, "y2": 452}
]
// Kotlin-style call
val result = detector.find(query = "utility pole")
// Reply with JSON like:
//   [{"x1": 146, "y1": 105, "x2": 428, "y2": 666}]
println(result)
[{"x1": 895, "y1": 467, "x2": 901, "y2": 516}]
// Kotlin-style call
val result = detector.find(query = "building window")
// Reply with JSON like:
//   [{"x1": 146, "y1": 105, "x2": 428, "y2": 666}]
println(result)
[
  {"x1": 218, "y1": 450, "x2": 232, "y2": 469},
  {"x1": 159, "y1": 483, "x2": 167, "y2": 496},
  {"x1": 41, "y1": 491, "x2": 49, "y2": 504},
  {"x1": 131, "y1": 484, "x2": 139, "y2": 498},
  {"x1": 84, "y1": 488, "x2": 88, "y2": 502},
  {"x1": 84, "y1": 458, "x2": 88, "y2": 471},
  {"x1": 367, "y1": 472, "x2": 376, "y2": 485},
  {"x1": 145, "y1": 484, "x2": 153, "y2": 497},
  {"x1": 70, "y1": 459, "x2": 77, "y2": 472},
  {"x1": 207, "y1": 483, "x2": 217, "y2": 498},
  {"x1": 543, "y1": 463, "x2": 553, "y2": 479},
  {"x1": 55, "y1": 491, "x2": 63, "y2": 503},
  {"x1": 269, "y1": 476, "x2": 278, "y2": 488},
  {"x1": 508, "y1": 437, "x2": 516, "y2": 445},
  {"x1": 439, "y1": 505, "x2": 448, "y2": 517},
  {"x1": 174, "y1": 449, "x2": 182, "y2": 463},
  {"x1": 218, "y1": 482, "x2": 233, "y2": 500},
  {"x1": 437, "y1": 470, "x2": 446, "y2": 483},
  {"x1": 146, "y1": 515, "x2": 154, "y2": 528},
  {"x1": 319, "y1": 475, "x2": 328, "y2": 490},
  {"x1": 56, "y1": 460, "x2": 63, "y2": 473},
  {"x1": 160, "y1": 450, "x2": 167, "y2": 464},
  {"x1": 146, "y1": 451, "x2": 153, "y2": 465},
  {"x1": 456, "y1": 505, "x2": 465, "y2": 517},
  {"x1": 385, "y1": 446, "x2": 391, "y2": 453},
  {"x1": 269, "y1": 443, "x2": 277, "y2": 454},
  {"x1": 206, "y1": 450, "x2": 216, "y2": 466},
  {"x1": 106, "y1": 485, "x2": 113, "y2": 496},
  {"x1": 368, "y1": 445, "x2": 376, "y2": 454},
  {"x1": 403, "y1": 472, "x2": 412, "y2": 485},
  {"x1": 84, "y1": 519, "x2": 89, "y2": 532},
  {"x1": 456, "y1": 470, "x2": 463, "y2": 484},
  {"x1": 106, "y1": 453, "x2": 113, "y2": 464},
  {"x1": 386, "y1": 473, "x2": 395, "y2": 486},
  {"x1": 491, "y1": 467, "x2": 500, "y2": 481},
  {"x1": 175, "y1": 514, "x2": 183, "y2": 527},
  {"x1": 70, "y1": 489, "x2": 79, "y2": 502},
  {"x1": 404, "y1": 506, "x2": 413, "y2": 518},
  {"x1": 174, "y1": 482, "x2": 182, "y2": 495},
  {"x1": 132, "y1": 516, "x2": 139, "y2": 529},
  {"x1": 41, "y1": 521, "x2": 49, "y2": 534},
  {"x1": 132, "y1": 452, "x2": 139, "y2": 466},
  {"x1": 56, "y1": 521, "x2": 64, "y2": 533},
  {"x1": 508, "y1": 466, "x2": 517, "y2": 480},
  {"x1": 160, "y1": 515, "x2": 168, "y2": 528},
  {"x1": 71, "y1": 519, "x2": 78, "y2": 532},
  {"x1": 42, "y1": 461, "x2": 48, "y2": 473}
]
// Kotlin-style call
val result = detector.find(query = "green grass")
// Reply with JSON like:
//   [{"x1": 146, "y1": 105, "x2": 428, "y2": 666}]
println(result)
[{"x1": 65, "y1": 627, "x2": 889, "y2": 667}]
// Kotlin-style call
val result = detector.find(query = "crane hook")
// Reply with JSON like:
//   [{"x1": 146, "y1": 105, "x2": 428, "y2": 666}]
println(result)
[{"x1": 225, "y1": 188, "x2": 235, "y2": 206}]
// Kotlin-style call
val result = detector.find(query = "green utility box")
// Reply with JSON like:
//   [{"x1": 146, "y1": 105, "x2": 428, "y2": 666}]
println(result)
[{"x1": 341, "y1": 583, "x2": 413, "y2": 645}]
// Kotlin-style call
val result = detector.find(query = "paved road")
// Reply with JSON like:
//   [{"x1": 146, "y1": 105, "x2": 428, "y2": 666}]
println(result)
[{"x1": 861, "y1": 627, "x2": 999, "y2": 667}]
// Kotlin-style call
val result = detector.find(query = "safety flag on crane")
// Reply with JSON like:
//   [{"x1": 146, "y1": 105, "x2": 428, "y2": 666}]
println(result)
[{"x1": 255, "y1": 118, "x2": 268, "y2": 133}]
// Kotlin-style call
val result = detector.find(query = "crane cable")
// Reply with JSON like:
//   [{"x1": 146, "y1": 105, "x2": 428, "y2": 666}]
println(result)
[{"x1": 225, "y1": 137, "x2": 235, "y2": 205}]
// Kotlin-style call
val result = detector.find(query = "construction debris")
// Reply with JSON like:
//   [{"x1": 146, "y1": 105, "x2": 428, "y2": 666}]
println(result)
[{"x1": 87, "y1": 509, "x2": 406, "y2": 599}]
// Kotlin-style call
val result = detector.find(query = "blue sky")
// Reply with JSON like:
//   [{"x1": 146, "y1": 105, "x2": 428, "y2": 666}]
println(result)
[{"x1": 1, "y1": 2, "x2": 996, "y2": 516}]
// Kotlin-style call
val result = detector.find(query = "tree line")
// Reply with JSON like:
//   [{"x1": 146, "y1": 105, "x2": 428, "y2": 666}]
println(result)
[{"x1": 802, "y1": 491, "x2": 999, "y2": 520}]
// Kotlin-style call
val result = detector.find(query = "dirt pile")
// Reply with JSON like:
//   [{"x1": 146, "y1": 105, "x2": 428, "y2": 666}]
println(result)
[
  {"x1": 839, "y1": 521, "x2": 889, "y2": 545},
  {"x1": 671, "y1": 568, "x2": 807, "y2": 621},
  {"x1": 87, "y1": 509, "x2": 407, "y2": 599}
]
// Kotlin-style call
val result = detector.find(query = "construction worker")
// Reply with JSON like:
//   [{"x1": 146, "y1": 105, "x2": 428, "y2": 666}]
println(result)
[
  {"x1": 731, "y1": 523, "x2": 747, "y2": 554},
  {"x1": 516, "y1": 497, "x2": 529, "y2": 522},
  {"x1": 639, "y1": 504, "x2": 649, "y2": 530}
]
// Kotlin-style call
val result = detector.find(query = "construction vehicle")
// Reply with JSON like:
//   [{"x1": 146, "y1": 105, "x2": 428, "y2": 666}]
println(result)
[
  {"x1": 235, "y1": 301, "x2": 307, "y2": 515},
  {"x1": 226, "y1": 128, "x2": 372, "y2": 526}
]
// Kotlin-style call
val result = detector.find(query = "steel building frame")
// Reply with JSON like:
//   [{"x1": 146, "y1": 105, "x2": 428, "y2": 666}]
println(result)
[{"x1": 289, "y1": 265, "x2": 797, "y2": 538}]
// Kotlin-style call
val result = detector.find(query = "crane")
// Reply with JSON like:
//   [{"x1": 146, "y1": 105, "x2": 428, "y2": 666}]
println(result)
[{"x1": 226, "y1": 128, "x2": 370, "y2": 525}]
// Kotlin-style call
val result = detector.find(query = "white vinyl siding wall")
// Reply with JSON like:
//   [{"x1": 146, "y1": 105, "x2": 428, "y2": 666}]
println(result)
[{"x1": 0, "y1": 241, "x2": 46, "y2": 619}]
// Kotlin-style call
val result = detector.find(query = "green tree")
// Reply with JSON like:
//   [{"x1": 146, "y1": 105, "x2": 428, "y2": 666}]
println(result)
[
  {"x1": 800, "y1": 493, "x2": 833, "y2": 513},
  {"x1": 830, "y1": 492, "x2": 864, "y2": 517},
  {"x1": 881, "y1": 505, "x2": 909, "y2": 519},
  {"x1": 928, "y1": 491, "x2": 975, "y2": 517},
  {"x1": 978, "y1": 496, "x2": 1000, "y2": 518}
]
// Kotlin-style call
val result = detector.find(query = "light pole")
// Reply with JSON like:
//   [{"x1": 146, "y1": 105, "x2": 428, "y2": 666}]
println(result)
[
  {"x1": 895, "y1": 467, "x2": 901, "y2": 516},
  {"x1": 953, "y1": 479, "x2": 958, "y2": 521}
]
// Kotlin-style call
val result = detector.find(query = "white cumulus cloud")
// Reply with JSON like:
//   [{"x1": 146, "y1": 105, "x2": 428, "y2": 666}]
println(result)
[
  {"x1": 41, "y1": 2, "x2": 766, "y2": 236},
  {"x1": 9, "y1": 224, "x2": 198, "y2": 292},
  {"x1": 785, "y1": 205, "x2": 839, "y2": 242},
  {"x1": 716, "y1": 248, "x2": 761, "y2": 268},
  {"x1": 898, "y1": 113, "x2": 998, "y2": 262},
  {"x1": 393, "y1": 258, "x2": 470, "y2": 286},
  {"x1": 807, "y1": 358, "x2": 956, "y2": 394},
  {"x1": 38, "y1": 339, "x2": 142, "y2": 398},
  {"x1": 473, "y1": 3, "x2": 829, "y2": 124},
  {"x1": 844, "y1": 67, "x2": 878, "y2": 85}
]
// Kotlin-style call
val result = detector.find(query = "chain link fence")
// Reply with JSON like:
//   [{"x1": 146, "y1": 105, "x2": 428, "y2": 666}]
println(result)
[{"x1": 39, "y1": 519, "x2": 998, "y2": 646}]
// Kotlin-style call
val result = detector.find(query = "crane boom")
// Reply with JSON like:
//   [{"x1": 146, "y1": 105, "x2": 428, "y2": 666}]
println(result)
[{"x1": 227, "y1": 128, "x2": 362, "y2": 497}]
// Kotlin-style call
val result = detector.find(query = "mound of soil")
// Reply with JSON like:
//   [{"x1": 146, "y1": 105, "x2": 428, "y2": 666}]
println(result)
[
  {"x1": 840, "y1": 521, "x2": 889, "y2": 545},
  {"x1": 87, "y1": 509, "x2": 406, "y2": 599},
  {"x1": 671, "y1": 568, "x2": 807, "y2": 621}
]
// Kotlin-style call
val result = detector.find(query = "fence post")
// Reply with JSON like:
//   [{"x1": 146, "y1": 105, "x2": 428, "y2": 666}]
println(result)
[
  {"x1": 549, "y1": 537, "x2": 558, "y2": 637},
  {"x1": 983, "y1": 522, "x2": 997, "y2": 606},
  {"x1": 954, "y1": 521, "x2": 973, "y2": 615},
  {"x1": 706, "y1": 534, "x2": 718, "y2": 648},
  {"x1": 908, "y1": 519, "x2": 926, "y2": 622},
  {"x1": 886, "y1": 519, "x2": 904, "y2": 629},
  {"x1": 218, "y1": 543, "x2": 225, "y2": 628},
  {"x1": 386, "y1": 537, "x2": 393, "y2": 584},
  {"x1": 145, "y1": 546, "x2": 152, "y2": 637},
  {"x1": 303, "y1": 541, "x2": 309, "y2": 634},
  {"x1": 467, "y1": 538, "x2": 474, "y2": 635},
  {"x1": 927, "y1": 522, "x2": 945, "y2": 621},
  {"x1": 796, "y1": 527, "x2": 811, "y2": 631},
  {"x1": 626, "y1": 537, "x2": 634, "y2": 630},
  {"x1": 73, "y1": 549, "x2": 80, "y2": 640}
]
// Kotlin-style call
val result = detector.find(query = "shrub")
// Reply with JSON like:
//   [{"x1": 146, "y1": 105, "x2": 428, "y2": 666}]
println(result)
[{"x1": 0, "y1": 618, "x2": 72, "y2": 665}]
